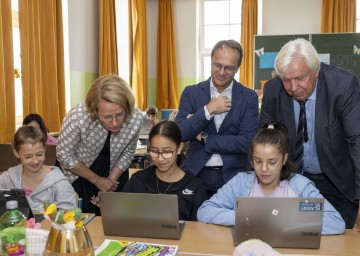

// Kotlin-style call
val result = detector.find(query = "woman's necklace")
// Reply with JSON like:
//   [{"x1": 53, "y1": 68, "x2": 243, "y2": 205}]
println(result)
[{"x1": 156, "y1": 176, "x2": 173, "y2": 194}]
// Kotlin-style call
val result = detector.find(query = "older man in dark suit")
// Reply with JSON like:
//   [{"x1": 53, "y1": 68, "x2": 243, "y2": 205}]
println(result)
[{"x1": 260, "y1": 38, "x2": 360, "y2": 230}]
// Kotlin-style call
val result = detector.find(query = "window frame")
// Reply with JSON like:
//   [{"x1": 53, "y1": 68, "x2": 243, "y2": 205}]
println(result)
[{"x1": 198, "y1": 0, "x2": 242, "y2": 82}]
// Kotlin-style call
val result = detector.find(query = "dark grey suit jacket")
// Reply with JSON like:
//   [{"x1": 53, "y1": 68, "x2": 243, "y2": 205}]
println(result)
[{"x1": 260, "y1": 63, "x2": 360, "y2": 204}]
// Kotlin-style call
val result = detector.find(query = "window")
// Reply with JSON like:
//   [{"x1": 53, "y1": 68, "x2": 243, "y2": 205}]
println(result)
[
  {"x1": 10, "y1": 0, "x2": 71, "y2": 124},
  {"x1": 357, "y1": 0, "x2": 360, "y2": 32},
  {"x1": 11, "y1": 0, "x2": 23, "y2": 126},
  {"x1": 199, "y1": 0, "x2": 242, "y2": 81}
]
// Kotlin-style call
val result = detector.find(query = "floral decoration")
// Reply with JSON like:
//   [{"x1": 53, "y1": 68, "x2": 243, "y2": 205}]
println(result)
[
  {"x1": 43, "y1": 201, "x2": 84, "y2": 231},
  {"x1": 26, "y1": 218, "x2": 41, "y2": 229}
]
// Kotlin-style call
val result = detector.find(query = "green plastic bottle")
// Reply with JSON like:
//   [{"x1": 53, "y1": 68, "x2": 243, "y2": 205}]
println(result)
[{"x1": 0, "y1": 201, "x2": 26, "y2": 256}]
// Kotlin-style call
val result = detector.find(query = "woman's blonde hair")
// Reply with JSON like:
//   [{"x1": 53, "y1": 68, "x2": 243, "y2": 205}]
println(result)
[{"x1": 85, "y1": 74, "x2": 135, "y2": 121}]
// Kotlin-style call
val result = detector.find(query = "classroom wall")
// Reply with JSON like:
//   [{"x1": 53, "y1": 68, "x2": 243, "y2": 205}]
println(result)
[
  {"x1": 172, "y1": 0, "x2": 198, "y2": 96},
  {"x1": 65, "y1": 0, "x2": 321, "y2": 109},
  {"x1": 262, "y1": 0, "x2": 321, "y2": 35},
  {"x1": 147, "y1": 1, "x2": 158, "y2": 107},
  {"x1": 147, "y1": 0, "x2": 198, "y2": 107},
  {"x1": 67, "y1": 0, "x2": 99, "y2": 108}
]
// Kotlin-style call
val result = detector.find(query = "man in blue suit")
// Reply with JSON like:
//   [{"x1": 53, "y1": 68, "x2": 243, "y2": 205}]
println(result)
[
  {"x1": 175, "y1": 40, "x2": 259, "y2": 197},
  {"x1": 260, "y1": 38, "x2": 360, "y2": 230}
]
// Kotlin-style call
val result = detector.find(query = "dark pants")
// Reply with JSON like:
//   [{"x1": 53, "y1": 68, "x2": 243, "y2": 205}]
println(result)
[
  {"x1": 303, "y1": 172, "x2": 358, "y2": 229},
  {"x1": 198, "y1": 166, "x2": 225, "y2": 199}
]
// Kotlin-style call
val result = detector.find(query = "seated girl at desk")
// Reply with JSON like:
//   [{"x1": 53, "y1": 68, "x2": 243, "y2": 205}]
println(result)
[
  {"x1": 23, "y1": 113, "x2": 58, "y2": 145},
  {"x1": 0, "y1": 126, "x2": 76, "y2": 212},
  {"x1": 122, "y1": 120, "x2": 207, "y2": 221},
  {"x1": 197, "y1": 122, "x2": 345, "y2": 235},
  {"x1": 145, "y1": 105, "x2": 159, "y2": 127}
]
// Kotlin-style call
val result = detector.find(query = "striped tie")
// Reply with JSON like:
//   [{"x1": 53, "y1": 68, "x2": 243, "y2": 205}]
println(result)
[{"x1": 294, "y1": 100, "x2": 308, "y2": 172}]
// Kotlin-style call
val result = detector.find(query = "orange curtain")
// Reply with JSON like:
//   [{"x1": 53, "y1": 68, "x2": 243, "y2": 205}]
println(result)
[
  {"x1": 0, "y1": 0, "x2": 15, "y2": 143},
  {"x1": 99, "y1": 0, "x2": 118, "y2": 76},
  {"x1": 18, "y1": 0, "x2": 66, "y2": 133},
  {"x1": 156, "y1": 0, "x2": 179, "y2": 109},
  {"x1": 240, "y1": 0, "x2": 258, "y2": 89},
  {"x1": 131, "y1": 0, "x2": 148, "y2": 110},
  {"x1": 321, "y1": 0, "x2": 355, "y2": 32}
]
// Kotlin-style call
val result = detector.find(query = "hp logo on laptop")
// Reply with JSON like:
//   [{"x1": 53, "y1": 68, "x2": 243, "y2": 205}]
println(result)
[{"x1": 272, "y1": 209, "x2": 279, "y2": 216}]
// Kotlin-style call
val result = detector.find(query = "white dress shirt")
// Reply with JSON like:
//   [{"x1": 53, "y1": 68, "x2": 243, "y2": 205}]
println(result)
[{"x1": 203, "y1": 79, "x2": 233, "y2": 167}]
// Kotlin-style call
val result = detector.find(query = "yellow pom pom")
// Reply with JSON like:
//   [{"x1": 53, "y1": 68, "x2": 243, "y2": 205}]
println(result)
[
  {"x1": 75, "y1": 221, "x2": 83, "y2": 229},
  {"x1": 63, "y1": 211, "x2": 75, "y2": 223},
  {"x1": 45, "y1": 204, "x2": 57, "y2": 215},
  {"x1": 65, "y1": 208, "x2": 82, "y2": 220}
]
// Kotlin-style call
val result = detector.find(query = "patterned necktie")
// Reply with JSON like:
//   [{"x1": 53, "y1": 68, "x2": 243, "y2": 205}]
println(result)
[{"x1": 294, "y1": 100, "x2": 308, "y2": 172}]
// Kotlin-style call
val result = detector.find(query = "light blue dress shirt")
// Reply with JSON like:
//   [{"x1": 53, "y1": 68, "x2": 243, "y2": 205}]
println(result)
[{"x1": 293, "y1": 85, "x2": 321, "y2": 174}]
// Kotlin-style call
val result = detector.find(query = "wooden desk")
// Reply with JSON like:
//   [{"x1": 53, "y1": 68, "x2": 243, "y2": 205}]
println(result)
[{"x1": 86, "y1": 217, "x2": 360, "y2": 255}]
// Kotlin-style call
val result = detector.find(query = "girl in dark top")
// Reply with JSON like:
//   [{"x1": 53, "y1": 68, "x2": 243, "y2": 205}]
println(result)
[{"x1": 122, "y1": 120, "x2": 207, "y2": 221}]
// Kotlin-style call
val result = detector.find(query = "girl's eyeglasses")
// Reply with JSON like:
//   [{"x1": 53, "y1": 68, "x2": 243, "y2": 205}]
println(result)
[
  {"x1": 250, "y1": 158, "x2": 283, "y2": 171},
  {"x1": 148, "y1": 150, "x2": 174, "y2": 159}
]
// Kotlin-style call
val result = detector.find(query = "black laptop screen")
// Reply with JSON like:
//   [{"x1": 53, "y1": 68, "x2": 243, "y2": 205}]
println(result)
[{"x1": 0, "y1": 189, "x2": 35, "y2": 220}]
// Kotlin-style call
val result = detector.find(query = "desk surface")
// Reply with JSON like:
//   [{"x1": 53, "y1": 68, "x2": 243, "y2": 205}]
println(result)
[
  {"x1": 135, "y1": 148, "x2": 148, "y2": 156},
  {"x1": 85, "y1": 217, "x2": 360, "y2": 256}
]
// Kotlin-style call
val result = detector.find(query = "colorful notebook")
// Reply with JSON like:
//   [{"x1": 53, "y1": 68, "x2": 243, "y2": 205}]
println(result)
[{"x1": 95, "y1": 239, "x2": 178, "y2": 256}]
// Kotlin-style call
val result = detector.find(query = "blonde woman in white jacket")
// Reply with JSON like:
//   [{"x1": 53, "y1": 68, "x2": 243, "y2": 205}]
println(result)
[{"x1": 57, "y1": 75, "x2": 143, "y2": 215}]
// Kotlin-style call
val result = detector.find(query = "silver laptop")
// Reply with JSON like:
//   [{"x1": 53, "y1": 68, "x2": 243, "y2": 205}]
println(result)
[
  {"x1": 98, "y1": 192, "x2": 186, "y2": 240},
  {"x1": 233, "y1": 197, "x2": 324, "y2": 248},
  {"x1": 139, "y1": 118, "x2": 152, "y2": 139}
]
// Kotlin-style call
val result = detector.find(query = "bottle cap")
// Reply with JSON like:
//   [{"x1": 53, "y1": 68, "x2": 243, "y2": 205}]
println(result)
[{"x1": 6, "y1": 200, "x2": 18, "y2": 210}]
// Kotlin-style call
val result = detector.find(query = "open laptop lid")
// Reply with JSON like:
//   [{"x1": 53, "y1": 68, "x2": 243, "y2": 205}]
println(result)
[
  {"x1": 233, "y1": 197, "x2": 324, "y2": 249},
  {"x1": 0, "y1": 189, "x2": 34, "y2": 219},
  {"x1": 98, "y1": 192, "x2": 185, "y2": 240},
  {"x1": 139, "y1": 118, "x2": 152, "y2": 139}
]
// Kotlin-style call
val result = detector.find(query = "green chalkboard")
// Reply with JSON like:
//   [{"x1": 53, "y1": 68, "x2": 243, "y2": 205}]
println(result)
[{"x1": 253, "y1": 33, "x2": 360, "y2": 90}]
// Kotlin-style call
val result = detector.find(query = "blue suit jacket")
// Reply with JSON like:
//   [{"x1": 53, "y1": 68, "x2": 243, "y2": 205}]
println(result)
[
  {"x1": 175, "y1": 78, "x2": 259, "y2": 182},
  {"x1": 260, "y1": 63, "x2": 360, "y2": 203}
]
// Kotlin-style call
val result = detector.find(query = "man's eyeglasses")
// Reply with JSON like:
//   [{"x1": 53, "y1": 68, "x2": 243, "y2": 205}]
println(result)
[
  {"x1": 250, "y1": 158, "x2": 283, "y2": 171},
  {"x1": 98, "y1": 113, "x2": 125, "y2": 124},
  {"x1": 148, "y1": 150, "x2": 174, "y2": 159},
  {"x1": 212, "y1": 62, "x2": 238, "y2": 74}
]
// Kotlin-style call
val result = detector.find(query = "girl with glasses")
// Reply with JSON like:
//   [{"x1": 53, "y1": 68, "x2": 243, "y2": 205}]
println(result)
[
  {"x1": 122, "y1": 120, "x2": 207, "y2": 221},
  {"x1": 197, "y1": 122, "x2": 345, "y2": 235}
]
